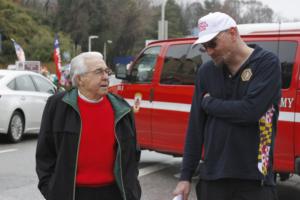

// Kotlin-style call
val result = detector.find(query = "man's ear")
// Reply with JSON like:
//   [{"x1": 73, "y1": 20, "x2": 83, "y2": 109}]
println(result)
[
  {"x1": 229, "y1": 27, "x2": 238, "y2": 41},
  {"x1": 76, "y1": 75, "x2": 83, "y2": 86},
  {"x1": 229, "y1": 27, "x2": 238, "y2": 34}
]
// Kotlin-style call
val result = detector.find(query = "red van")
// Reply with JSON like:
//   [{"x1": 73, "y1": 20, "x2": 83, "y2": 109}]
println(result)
[{"x1": 111, "y1": 22, "x2": 300, "y2": 180}]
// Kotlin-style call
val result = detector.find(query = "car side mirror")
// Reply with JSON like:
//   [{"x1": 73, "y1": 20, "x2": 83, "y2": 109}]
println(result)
[{"x1": 115, "y1": 64, "x2": 128, "y2": 80}]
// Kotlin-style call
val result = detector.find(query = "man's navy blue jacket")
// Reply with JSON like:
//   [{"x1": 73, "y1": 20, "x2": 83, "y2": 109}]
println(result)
[{"x1": 180, "y1": 44, "x2": 281, "y2": 185}]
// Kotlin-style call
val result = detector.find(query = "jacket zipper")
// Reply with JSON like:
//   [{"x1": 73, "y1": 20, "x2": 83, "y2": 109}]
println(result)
[
  {"x1": 73, "y1": 118, "x2": 82, "y2": 200},
  {"x1": 114, "y1": 109, "x2": 131, "y2": 200},
  {"x1": 64, "y1": 101, "x2": 82, "y2": 200}
]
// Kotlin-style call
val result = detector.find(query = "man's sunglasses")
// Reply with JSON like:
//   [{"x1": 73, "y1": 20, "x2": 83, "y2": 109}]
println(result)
[
  {"x1": 202, "y1": 37, "x2": 218, "y2": 49},
  {"x1": 200, "y1": 30, "x2": 228, "y2": 52}
]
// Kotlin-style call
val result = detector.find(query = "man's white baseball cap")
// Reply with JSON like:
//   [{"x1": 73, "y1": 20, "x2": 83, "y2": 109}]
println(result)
[{"x1": 193, "y1": 12, "x2": 237, "y2": 45}]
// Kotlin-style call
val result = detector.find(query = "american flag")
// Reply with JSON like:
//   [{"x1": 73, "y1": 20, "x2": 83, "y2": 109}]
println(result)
[
  {"x1": 53, "y1": 34, "x2": 62, "y2": 82},
  {"x1": 11, "y1": 39, "x2": 26, "y2": 62}
]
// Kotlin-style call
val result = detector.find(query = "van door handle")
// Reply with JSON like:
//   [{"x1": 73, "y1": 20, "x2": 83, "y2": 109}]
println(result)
[{"x1": 149, "y1": 88, "x2": 154, "y2": 102}]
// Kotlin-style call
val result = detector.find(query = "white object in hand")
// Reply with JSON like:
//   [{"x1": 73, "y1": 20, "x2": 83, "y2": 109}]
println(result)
[{"x1": 172, "y1": 194, "x2": 183, "y2": 200}]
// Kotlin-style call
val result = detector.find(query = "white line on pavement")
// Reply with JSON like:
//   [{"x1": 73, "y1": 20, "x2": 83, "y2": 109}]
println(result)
[
  {"x1": 0, "y1": 148, "x2": 18, "y2": 154},
  {"x1": 139, "y1": 163, "x2": 170, "y2": 177}
]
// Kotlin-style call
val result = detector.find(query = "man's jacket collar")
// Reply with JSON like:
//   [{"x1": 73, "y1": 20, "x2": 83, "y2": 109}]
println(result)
[{"x1": 62, "y1": 88, "x2": 131, "y2": 120}]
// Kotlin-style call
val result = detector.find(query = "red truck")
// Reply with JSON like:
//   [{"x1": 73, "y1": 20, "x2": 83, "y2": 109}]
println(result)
[{"x1": 111, "y1": 22, "x2": 300, "y2": 180}]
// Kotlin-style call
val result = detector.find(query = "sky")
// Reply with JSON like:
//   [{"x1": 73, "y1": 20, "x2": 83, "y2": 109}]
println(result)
[
  {"x1": 259, "y1": 0, "x2": 300, "y2": 21},
  {"x1": 169, "y1": 0, "x2": 300, "y2": 22}
]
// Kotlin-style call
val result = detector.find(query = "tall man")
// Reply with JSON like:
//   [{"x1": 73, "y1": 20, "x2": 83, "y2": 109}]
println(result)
[
  {"x1": 173, "y1": 12, "x2": 281, "y2": 200},
  {"x1": 36, "y1": 52, "x2": 141, "y2": 200}
]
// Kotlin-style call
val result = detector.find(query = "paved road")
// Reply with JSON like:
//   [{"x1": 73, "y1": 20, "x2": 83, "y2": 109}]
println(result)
[{"x1": 0, "y1": 135, "x2": 299, "y2": 200}]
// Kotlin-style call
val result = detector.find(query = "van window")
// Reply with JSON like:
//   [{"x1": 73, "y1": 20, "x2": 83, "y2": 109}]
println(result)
[
  {"x1": 160, "y1": 44, "x2": 209, "y2": 85},
  {"x1": 247, "y1": 41, "x2": 297, "y2": 89},
  {"x1": 130, "y1": 46, "x2": 161, "y2": 83}
]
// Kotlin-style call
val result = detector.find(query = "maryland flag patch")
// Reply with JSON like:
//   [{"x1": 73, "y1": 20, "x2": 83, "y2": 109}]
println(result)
[{"x1": 257, "y1": 106, "x2": 274, "y2": 176}]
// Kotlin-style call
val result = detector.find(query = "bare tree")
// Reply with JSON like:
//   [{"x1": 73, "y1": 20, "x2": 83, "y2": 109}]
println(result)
[
  {"x1": 203, "y1": 0, "x2": 222, "y2": 13},
  {"x1": 240, "y1": 0, "x2": 273, "y2": 23},
  {"x1": 222, "y1": 0, "x2": 243, "y2": 23},
  {"x1": 183, "y1": 2, "x2": 206, "y2": 33}
]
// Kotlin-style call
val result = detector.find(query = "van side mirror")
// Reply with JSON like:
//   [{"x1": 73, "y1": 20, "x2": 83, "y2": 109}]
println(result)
[{"x1": 115, "y1": 64, "x2": 128, "y2": 80}]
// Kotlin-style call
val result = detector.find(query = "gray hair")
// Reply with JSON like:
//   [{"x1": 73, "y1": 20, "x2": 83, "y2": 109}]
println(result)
[{"x1": 70, "y1": 52, "x2": 103, "y2": 87}]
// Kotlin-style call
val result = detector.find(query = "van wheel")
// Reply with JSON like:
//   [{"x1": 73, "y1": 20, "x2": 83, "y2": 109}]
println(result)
[
  {"x1": 274, "y1": 172, "x2": 278, "y2": 183},
  {"x1": 7, "y1": 111, "x2": 24, "y2": 143},
  {"x1": 279, "y1": 173, "x2": 290, "y2": 181}
]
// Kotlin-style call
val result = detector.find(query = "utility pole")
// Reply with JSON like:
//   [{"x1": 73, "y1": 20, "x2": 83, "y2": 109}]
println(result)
[
  {"x1": 0, "y1": 33, "x2": 2, "y2": 53},
  {"x1": 103, "y1": 40, "x2": 112, "y2": 62},
  {"x1": 158, "y1": 0, "x2": 168, "y2": 40},
  {"x1": 88, "y1": 35, "x2": 98, "y2": 52}
]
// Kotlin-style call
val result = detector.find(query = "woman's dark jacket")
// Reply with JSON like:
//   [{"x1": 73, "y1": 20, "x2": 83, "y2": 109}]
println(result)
[{"x1": 36, "y1": 89, "x2": 141, "y2": 200}]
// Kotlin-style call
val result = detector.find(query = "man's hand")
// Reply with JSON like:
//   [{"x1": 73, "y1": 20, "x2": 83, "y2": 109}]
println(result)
[
  {"x1": 203, "y1": 93, "x2": 210, "y2": 98},
  {"x1": 173, "y1": 181, "x2": 191, "y2": 200}
]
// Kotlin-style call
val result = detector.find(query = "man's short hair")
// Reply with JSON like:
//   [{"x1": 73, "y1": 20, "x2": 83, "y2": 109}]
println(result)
[{"x1": 70, "y1": 52, "x2": 104, "y2": 87}]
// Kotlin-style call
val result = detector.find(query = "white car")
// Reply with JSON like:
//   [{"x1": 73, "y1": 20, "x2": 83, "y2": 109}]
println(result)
[{"x1": 0, "y1": 70, "x2": 56, "y2": 142}]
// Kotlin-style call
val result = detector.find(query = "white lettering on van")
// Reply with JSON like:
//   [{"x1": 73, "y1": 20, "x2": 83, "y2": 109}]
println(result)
[
  {"x1": 280, "y1": 97, "x2": 294, "y2": 108},
  {"x1": 117, "y1": 85, "x2": 124, "y2": 91}
]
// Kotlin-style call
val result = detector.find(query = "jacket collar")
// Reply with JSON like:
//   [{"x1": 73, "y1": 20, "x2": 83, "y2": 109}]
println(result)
[
  {"x1": 62, "y1": 88, "x2": 79, "y2": 111},
  {"x1": 247, "y1": 44, "x2": 263, "y2": 63},
  {"x1": 62, "y1": 88, "x2": 131, "y2": 121},
  {"x1": 106, "y1": 93, "x2": 131, "y2": 122}
]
